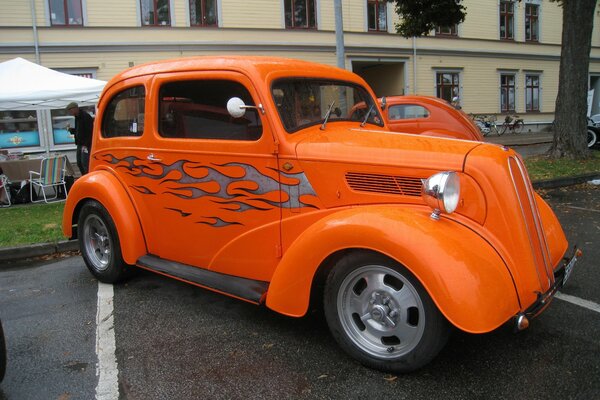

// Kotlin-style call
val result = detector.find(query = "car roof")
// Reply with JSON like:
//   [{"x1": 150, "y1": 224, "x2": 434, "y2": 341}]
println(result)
[{"x1": 107, "y1": 56, "x2": 361, "y2": 88}]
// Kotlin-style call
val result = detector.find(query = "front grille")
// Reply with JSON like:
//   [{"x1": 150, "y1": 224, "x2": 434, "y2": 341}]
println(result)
[
  {"x1": 508, "y1": 156, "x2": 554, "y2": 290},
  {"x1": 345, "y1": 172, "x2": 423, "y2": 196}
]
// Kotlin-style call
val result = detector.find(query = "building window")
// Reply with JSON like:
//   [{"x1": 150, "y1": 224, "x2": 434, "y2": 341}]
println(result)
[
  {"x1": 500, "y1": 74, "x2": 516, "y2": 112},
  {"x1": 435, "y1": 25, "x2": 458, "y2": 36},
  {"x1": 140, "y1": 0, "x2": 171, "y2": 26},
  {"x1": 49, "y1": 0, "x2": 83, "y2": 26},
  {"x1": 367, "y1": 1, "x2": 387, "y2": 32},
  {"x1": 436, "y1": 72, "x2": 460, "y2": 103},
  {"x1": 525, "y1": 3, "x2": 539, "y2": 42},
  {"x1": 499, "y1": 1, "x2": 514, "y2": 40},
  {"x1": 525, "y1": 75, "x2": 540, "y2": 112},
  {"x1": 0, "y1": 111, "x2": 41, "y2": 148},
  {"x1": 190, "y1": 0, "x2": 218, "y2": 27},
  {"x1": 284, "y1": 0, "x2": 316, "y2": 29}
]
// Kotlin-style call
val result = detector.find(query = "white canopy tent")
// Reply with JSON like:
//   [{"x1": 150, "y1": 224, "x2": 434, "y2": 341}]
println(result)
[{"x1": 0, "y1": 57, "x2": 106, "y2": 111}]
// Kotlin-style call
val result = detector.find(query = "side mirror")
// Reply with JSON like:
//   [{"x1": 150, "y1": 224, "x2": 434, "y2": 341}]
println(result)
[
  {"x1": 380, "y1": 96, "x2": 387, "y2": 110},
  {"x1": 227, "y1": 97, "x2": 247, "y2": 118}
]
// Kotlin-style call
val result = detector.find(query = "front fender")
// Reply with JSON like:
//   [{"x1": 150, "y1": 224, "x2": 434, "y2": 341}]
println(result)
[
  {"x1": 266, "y1": 205, "x2": 520, "y2": 334},
  {"x1": 62, "y1": 170, "x2": 147, "y2": 265}
]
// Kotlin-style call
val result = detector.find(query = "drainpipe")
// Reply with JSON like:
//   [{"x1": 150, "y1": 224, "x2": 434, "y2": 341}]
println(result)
[
  {"x1": 334, "y1": 0, "x2": 345, "y2": 69},
  {"x1": 30, "y1": 0, "x2": 40, "y2": 64},
  {"x1": 412, "y1": 36, "x2": 417, "y2": 94}
]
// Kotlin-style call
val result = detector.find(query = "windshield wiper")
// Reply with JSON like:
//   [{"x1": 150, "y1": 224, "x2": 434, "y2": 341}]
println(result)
[
  {"x1": 320, "y1": 101, "x2": 336, "y2": 130},
  {"x1": 360, "y1": 104, "x2": 375, "y2": 127}
]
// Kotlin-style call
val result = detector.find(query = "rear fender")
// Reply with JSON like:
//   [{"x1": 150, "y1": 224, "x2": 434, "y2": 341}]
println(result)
[
  {"x1": 62, "y1": 170, "x2": 147, "y2": 264},
  {"x1": 266, "y1": 206, "x2": 519, "y2": 333}
]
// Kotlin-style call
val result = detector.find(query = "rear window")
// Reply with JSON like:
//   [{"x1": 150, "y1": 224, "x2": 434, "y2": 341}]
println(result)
[
  {"x1": 388, "y1": 104, "x2": 430, "y2": 120},
  {"x1": 101, "y1": 86, "x2": 145, "y2": 138},
  {"x1": 158, "y1": 80, "x2": 262, "y2": 141}
]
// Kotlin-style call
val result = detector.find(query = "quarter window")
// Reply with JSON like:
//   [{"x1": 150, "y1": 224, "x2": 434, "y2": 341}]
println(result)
[
  {"x1": 284, "y1": 0, "x2": 316, "y2": 29},
  {"x1": 140, "y1": 0, "x2": 171, "y2": 26},
  {"x1": 190, "y1": 0, "x2": 218, "y2": 27},
  {"x1": 158, "y1": 80, "x2": 262, "y2": 141},
  {"x1": 500, "y1": 1, "x2": 514, "y2": 40},
  {"x1": 102, "y1": 86, "x2": 146, "y2": 138},
  {"x1": 525, "y1": 3, "x2": 539, "y2": 42},
  {"x1": 49, "y1": 0, "x2": 83, "y2": 26},
  {"x1": 436, "y1": 72, "x2": 460, "y2": 103},
  {"x1": 367, "y1": 0, "x2": 387, "y2": 32},
  {"x1": 388, "y1": 105, "x2": 430, "y2": 120},
  {"x1": 525, "y1": 75, "x2": 540, "y2": 112},
  {"x1": 500, "y1": 74, "x2": 516, "y2": 112}
]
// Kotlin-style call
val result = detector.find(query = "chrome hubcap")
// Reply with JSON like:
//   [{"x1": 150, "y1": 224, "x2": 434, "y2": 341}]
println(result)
[
  {"x1": 337, "y1": 265, "x2": 425, "y2": 359},
  {"x1": 83, "y1": 214, "x2": 111, "y2": 271}
]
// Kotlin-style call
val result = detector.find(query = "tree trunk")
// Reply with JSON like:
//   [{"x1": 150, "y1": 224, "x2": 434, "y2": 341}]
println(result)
[{"x1": 549, "y1": 0, "x2": 597, "y2": 159}]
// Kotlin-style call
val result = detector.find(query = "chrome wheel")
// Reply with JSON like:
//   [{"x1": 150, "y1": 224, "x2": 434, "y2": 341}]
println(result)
[
  {"x1": 587, "y1": 128, "x2": 597, "y2": 148},
  {"x1": 82, "y1": 214, "x2": 112, "y2": 272},
  {"x1": 337, "y1": 264, "x2": 425, "y2": 359}
]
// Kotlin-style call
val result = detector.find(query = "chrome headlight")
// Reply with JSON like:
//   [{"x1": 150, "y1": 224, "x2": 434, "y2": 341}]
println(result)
[{"x1": 421, "y1": 171, "x2": 461, "y2": 220}]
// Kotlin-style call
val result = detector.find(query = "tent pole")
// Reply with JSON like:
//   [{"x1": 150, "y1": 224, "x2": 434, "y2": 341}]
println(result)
[{"x1": 30, "y1": 0, "x2": 40, "y2": 64}]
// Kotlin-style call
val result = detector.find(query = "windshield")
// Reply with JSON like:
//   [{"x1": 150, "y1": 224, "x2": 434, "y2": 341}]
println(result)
[{"x1": 272, "y1": 79, "x2": 384, "y2": 133}]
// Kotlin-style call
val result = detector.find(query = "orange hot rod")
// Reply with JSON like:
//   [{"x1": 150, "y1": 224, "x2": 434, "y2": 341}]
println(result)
[
  {"x1": 63, "y1": 56, "x2": 579, "y2": 373},
  {"x1": 379, "y1": 95, "x2": 483, "y2": 141}
]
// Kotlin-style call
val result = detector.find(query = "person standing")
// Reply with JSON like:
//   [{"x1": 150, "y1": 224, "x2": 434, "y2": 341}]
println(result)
[{"x1": 66, "y1": 102, "x2": 94, "y2": 175}]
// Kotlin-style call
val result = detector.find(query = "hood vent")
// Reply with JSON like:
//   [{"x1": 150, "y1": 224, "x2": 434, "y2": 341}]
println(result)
[{"x1": 345, "y1": 172, "x2": 423, "y2": 197}]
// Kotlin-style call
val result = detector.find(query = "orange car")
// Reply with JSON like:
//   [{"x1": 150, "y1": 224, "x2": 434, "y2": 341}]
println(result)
[
  {"x1": 63, "y1": 56, "x2": 579, "y2": 373},
  {"x1": 380, "y1": 95, "x2": 483, "y2": 141}
]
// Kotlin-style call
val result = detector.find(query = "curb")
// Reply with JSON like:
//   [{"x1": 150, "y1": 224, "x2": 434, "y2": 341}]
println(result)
[
  {"x1": 0, "y1": 240, "x2": 79, "y2": 263},
  {"x1": 532, "y1": 173, "x2": 600, "y2": 189}
]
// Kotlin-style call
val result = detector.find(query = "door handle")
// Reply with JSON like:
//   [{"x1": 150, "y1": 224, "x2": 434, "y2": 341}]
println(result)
[{"x1": 147, "y1": 153, "x2": 162, "y2": 162}]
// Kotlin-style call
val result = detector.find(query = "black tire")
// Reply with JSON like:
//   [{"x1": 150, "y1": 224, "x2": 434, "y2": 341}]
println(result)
[
  {"x1": 587, "y1": 128, "x2": 598, "y2": 148},
  {"x1": 514, "y1": 120, "x2": 524, "y2": 134},
  {"x1": 78, "y1": 200, "x2": 131, "y2": 283},
  {"x1": 323, "y1": 252, "x2": 450, "y2": 373},
  {"x1": 0, "y1": 319, "x2": 6, "y2": 383}
]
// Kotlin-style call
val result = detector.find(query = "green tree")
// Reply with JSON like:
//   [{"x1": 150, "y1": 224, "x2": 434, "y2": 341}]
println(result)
[{"x1": 389, "y1": 0, "x2": 597, "y2": 159}]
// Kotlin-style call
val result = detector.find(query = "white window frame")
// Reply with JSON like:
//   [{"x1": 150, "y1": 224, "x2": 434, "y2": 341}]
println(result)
[
  {"x1": 433, "y1": 68, "x2": 463, "y2": 104},
  {"x1": 498, "y1": 70, "x2": 518, "y2": 113},
  {"x1": 524, "y1": 71, "x2": 542, "y2": 113}
]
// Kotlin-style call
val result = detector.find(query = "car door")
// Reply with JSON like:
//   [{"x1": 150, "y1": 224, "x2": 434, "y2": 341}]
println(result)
[{"x1": 113, "y1": 71, "x2": 282, "y2": 282}]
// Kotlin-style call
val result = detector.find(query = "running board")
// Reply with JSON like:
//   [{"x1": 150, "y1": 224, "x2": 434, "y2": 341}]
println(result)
[{"x1": 136, "y1": 255, "x2": 269, "y2": 305}]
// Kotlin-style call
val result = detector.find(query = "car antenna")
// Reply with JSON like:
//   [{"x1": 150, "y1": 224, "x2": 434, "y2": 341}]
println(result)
[{"x1": 320, "y1": 101, "x2": 336, "y2": 130}]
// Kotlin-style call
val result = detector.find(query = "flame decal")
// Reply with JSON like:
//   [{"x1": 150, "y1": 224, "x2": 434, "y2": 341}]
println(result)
[{"x1": 103, "y1": 154, "x2": 319, "y2": 226}]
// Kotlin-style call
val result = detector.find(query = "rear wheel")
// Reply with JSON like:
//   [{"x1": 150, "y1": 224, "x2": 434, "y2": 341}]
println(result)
[
  {"x1": 514, "y1": 120, "x2": 524, "y2": 134},
  {"x1": 324, "y1": 252, "x2": 450, "y2": 373},
  {"x1": 78, "y1": 200, "x2": 131, "y2": 283}
]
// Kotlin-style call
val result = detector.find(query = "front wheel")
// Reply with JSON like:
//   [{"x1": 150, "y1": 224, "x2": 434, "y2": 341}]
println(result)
[
  {"x1": 78, "y1": 200, "x2": 131, "y2": 283},
  {"x1": 0, "y1": 319, "x2": 6, "y2": 382},
  {"x1": 499, "y1": 123, "x2": 509, "y2": 135},
  {"x1": 324, "y1": 252, "x2": 450, "y2": 373},
  {"x1": 587, "y1": 128, "x2": 598, "y2": 148}
]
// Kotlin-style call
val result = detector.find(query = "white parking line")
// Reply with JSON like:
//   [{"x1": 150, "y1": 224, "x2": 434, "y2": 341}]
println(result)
[
  {"x1": 556, "y1": 292, "x2": 600, "y2": 314},
  {"x1": 96, "y1": 282, "x2": 119, "y2": 400}
]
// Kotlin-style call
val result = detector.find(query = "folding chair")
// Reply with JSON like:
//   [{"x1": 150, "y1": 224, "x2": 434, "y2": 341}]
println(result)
[
  {"x1": 28, "y1": 155, "x2": 69, "y2": 203},
  {"x1": 0, "y1": 175, "x2": 10, "y2": 207}
]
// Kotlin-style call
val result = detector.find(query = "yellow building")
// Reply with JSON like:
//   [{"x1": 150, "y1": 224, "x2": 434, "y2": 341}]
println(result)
[{"x1": 1, "y1": 0, "x2": 599, "y2": 153}]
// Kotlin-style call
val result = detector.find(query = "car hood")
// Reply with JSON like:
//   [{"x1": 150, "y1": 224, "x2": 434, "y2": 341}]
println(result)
[{"x1": 294, "y1": 125, "x2": 482, "y2": 171}]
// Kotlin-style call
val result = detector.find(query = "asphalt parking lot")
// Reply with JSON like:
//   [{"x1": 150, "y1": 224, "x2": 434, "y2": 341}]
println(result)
[{"x1": 0, "y1": 185, "x2": 598, "y2": 400}]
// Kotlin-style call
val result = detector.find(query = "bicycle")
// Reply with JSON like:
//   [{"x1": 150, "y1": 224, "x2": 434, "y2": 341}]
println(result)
[
  {"x1": 471, "y1": 114, "x2": 498, "y2": 136},
  {"x1": 499, "y1": 115, "x2": 524, "y2": 135}
]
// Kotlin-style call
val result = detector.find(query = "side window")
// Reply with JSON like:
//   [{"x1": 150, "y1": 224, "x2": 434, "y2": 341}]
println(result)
[
  {"x1": 158, "y1": 80, "x2": 262, "y2": 141},
  {"x1": 101, "y1": 86, "x2": 145, "y2": 138},
  {"x1": 388, "y1": 105, "x2": 430, "y2": 120}
]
